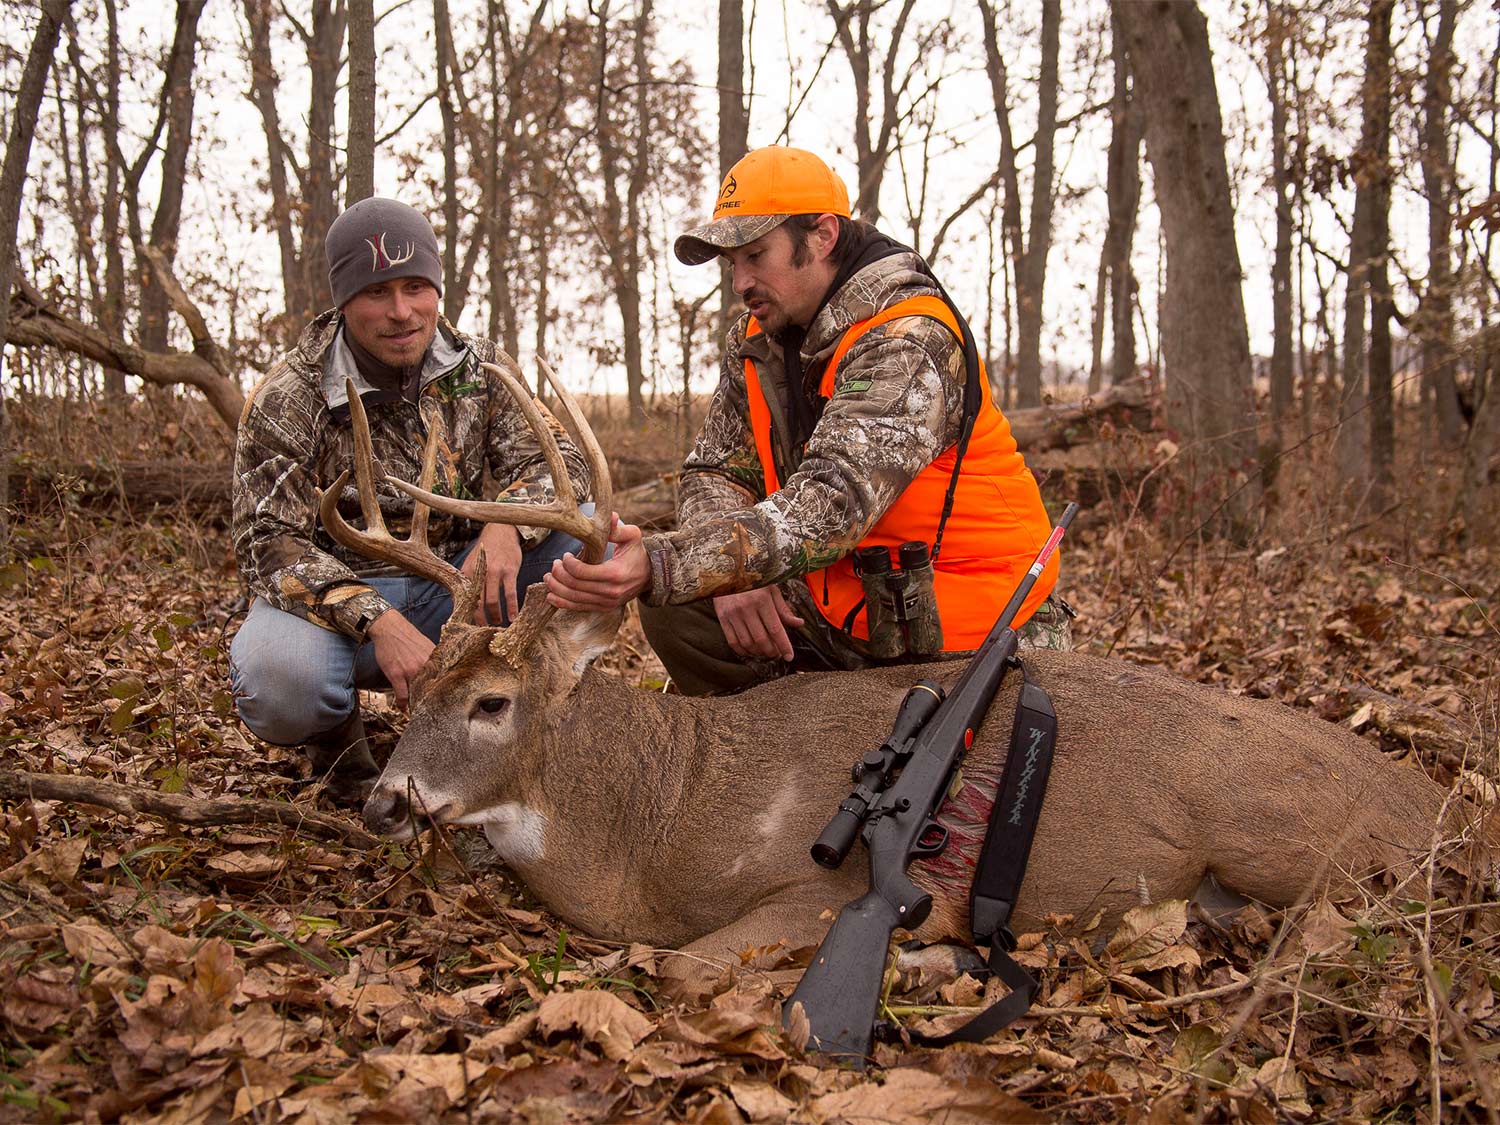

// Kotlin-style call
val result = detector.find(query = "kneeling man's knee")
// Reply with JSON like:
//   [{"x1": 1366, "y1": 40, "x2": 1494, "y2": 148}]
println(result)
[{"x1": 230, "y1": 612, "x2": 355, "y2": 745}]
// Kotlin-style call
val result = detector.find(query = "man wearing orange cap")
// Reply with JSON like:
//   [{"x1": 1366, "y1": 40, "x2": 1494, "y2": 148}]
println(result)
[{"x1": 545, "y1": 146, "x2": 1070, "y2": 694}]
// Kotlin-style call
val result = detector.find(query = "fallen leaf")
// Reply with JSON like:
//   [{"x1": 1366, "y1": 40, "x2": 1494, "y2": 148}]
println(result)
[
  {"x1": 1104, "y1": 900, "x2": 1192, "y2": 972},
  {"x1": 810, "y1": 1067, "x2": 1046, "y2": 1124},
  {"x1": 205, "y1": 850, "x2": 286, "y2": 877},
  {"x1": 537, "y1": 988, "x2": 653, "y2": 1061},
  {"x1": 61, "y1": 920, "x2": 133, "y2": 967}
]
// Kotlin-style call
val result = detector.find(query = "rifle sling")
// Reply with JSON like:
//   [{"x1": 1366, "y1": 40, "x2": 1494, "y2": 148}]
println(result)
[{"x1": 898, "y1": 658, "x2": 1057, "y2": 1047}]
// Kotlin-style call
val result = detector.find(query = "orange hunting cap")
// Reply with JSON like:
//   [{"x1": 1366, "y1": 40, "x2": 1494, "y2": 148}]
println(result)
[{"x1": 674, "y1": 146, "x2": 852, "y2": 265}]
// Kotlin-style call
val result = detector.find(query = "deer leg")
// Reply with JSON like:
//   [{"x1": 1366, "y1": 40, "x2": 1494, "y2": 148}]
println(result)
[{"x1": 658, "y1": 898, "x2": 839, "y2": 1002}]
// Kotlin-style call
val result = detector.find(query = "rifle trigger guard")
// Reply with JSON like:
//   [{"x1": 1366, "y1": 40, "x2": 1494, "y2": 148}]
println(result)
[{"x1": 911, "y1": 821, "x2": 948, "y2": 857}]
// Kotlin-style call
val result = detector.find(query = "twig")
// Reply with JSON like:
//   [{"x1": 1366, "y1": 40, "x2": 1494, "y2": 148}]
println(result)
[{"x1": 0, "y1": 768, "x2": 378, "y2": 848}]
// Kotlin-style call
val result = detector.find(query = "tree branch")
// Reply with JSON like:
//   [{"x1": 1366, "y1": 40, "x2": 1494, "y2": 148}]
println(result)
[{"x1": 0, "y1": 769, "x2": 378, "y2": 848}]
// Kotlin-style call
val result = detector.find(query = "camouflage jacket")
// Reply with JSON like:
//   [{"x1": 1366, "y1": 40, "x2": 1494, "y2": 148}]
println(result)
[
  {"x1": 232, "y1": 311, "x2": 589, "y2": 641},
  {"x1": 639, "y1": 251, "x2": 967, "y2": 649}
]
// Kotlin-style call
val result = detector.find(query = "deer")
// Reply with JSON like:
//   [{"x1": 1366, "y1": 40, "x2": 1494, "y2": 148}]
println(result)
[{"x1": 321, "y1": 360, "x2": 1493, "y2": 980}]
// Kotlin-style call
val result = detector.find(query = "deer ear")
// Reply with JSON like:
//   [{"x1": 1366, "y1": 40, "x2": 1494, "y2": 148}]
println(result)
[{"x1": 554, "y1": 608, "x2": 623, "y2": 675}]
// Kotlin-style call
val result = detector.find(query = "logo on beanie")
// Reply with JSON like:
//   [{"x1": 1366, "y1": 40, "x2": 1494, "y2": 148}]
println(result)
[{"x1": 365, "y1": 232, "x2": 417, "y2": 272}]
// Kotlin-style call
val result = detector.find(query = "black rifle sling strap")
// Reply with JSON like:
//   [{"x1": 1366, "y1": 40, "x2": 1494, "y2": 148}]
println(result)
[{"x1": 899, "y1": 657, "x2": 1057, "y2": 1047}]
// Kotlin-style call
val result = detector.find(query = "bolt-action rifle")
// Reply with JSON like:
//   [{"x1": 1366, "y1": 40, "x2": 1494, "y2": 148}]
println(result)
[{"x1": 784, "y1": 502, "x2": 1078, "y2": 1066}]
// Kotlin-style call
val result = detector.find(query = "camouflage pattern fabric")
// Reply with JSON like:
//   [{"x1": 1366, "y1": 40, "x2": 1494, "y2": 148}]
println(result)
[
  {"x1": 639, "y1": 250, "x2": 1071, "y2": 667},
  {"x1": 1016, "y1": 596, "x2": 1075, "y2": 652},
  {"x1": 232, "y1": 311, "x2": 588, "y2": 642}
]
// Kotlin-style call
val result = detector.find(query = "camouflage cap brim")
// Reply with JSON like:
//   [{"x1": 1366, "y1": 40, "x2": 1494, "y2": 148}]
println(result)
[{"x1": 673, "y1": 214, "x2": 790, "y2": 265}]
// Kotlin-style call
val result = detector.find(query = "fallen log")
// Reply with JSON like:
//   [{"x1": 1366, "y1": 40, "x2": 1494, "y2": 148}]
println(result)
[
  {"x1": 8, "y1": 459, "x2": 680, "y2": 529},
  {"x1": 5, "y1": 379, "x2": 1159, "y2": 519},
  {"x1": 1006, "y1": 377, "x2": 1156, "y2": 452},
  {"x1": 0, "y1": 769, "x2": 378, "y2": 848},
  {"x1": 10, "y1": 459, "x2": 233, "y2": 512}
]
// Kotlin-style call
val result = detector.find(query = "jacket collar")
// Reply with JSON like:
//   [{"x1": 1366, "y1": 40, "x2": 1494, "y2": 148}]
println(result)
[
  {"x1": 320, "y1": 321, "x2": 469, "y2": 411},
  {"x1": 285, "y1": 310, "x2": 471, "y2": 411}
]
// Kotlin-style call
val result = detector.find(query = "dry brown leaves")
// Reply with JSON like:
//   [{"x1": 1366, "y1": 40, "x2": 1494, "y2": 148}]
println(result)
[{"x1": 2, "y1": 431, "x2": 1498, "y2": 1122}]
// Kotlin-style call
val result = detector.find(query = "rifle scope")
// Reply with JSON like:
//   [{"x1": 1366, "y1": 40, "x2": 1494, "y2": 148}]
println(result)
[{"x1": 810, "y1": 680, "x2": 946, "y2": 868}]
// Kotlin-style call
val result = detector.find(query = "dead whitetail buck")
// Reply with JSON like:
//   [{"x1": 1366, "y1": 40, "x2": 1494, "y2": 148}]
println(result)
[{"x1": 323, "y1": 361, "x2": 1494, "y2": 983}]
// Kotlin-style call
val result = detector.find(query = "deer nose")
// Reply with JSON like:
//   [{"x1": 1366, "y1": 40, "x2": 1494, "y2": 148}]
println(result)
[{"x1": 363, "y1": 786, "x2": 409, "y2": 835}]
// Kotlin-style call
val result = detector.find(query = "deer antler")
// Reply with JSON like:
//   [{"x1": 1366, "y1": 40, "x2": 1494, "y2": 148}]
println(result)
[
  {"x1": 385, "y1": 358, "x2": 613, "y2": 661},
  {"x1": 386, "y1": 358, "x2": 612, "y2": 563},
  {"x1": 319, "y1": 379, "x2": 483, "y2": 627},
  {"x1": 324, "y1": 360, "x2": 613, "y2": 662}
]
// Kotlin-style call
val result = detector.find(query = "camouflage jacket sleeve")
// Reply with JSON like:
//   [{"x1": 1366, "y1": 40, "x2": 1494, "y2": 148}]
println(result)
[
  {"x1": 676, "y1": 317, "x2": 764, "y2": 528},
  {"x1": 640, "y1": 315, "x2": 965, "y2": 605},
  {"x1": 231, "y1": 377, "x2": 393, "y2": 641}
]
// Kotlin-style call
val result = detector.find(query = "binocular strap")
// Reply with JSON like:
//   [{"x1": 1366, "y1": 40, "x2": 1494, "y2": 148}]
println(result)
[{"x1": 896, "y1": 658, "x2": 1056, "y2": 1047}]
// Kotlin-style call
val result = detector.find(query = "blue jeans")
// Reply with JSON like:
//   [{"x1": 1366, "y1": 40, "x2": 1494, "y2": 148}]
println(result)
[{"x1": 230, "y1": 524, "x2": 587, "y2": 745}]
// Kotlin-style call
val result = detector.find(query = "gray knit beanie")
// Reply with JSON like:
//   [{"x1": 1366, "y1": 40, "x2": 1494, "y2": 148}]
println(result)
[{"x1": 325, "y1": 197, "x2": 444, "y2": 308}]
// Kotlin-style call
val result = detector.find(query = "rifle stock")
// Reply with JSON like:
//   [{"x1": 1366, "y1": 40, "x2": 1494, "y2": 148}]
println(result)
[{"x1": 787, "y1": 891, "x2": 902, "y2": 1063}]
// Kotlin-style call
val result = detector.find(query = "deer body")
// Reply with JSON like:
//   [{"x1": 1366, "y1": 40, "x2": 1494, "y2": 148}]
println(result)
[{"x1": 368, "y1": 624, "x2": 1455, "y2": 962}]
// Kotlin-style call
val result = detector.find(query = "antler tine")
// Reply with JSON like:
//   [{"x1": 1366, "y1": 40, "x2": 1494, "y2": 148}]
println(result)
[
  {"x1": 386, "y1": 359, "x2": 610, "y2": 562},
  {"x1": 534, "y1": 354, "x2": 612, "y2": 563},
  {"x1": 319, "y1": 379, "x2": 470, "y2": 601}
]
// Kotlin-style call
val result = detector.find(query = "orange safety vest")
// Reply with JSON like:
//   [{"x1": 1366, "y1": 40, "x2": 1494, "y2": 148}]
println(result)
[{"x1": 743, "y1": 295, "x2": 1058, "y2": 651}]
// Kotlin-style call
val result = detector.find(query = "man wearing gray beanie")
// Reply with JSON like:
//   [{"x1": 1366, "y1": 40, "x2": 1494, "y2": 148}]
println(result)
[{"x1": 228, "y1": 198, "x2": 594, "y2": 805}]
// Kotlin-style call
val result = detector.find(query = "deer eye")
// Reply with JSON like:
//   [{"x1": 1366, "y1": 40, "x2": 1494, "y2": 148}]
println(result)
[{"x1": 476, "y1": 696, "x2": 511, "y2": 717}]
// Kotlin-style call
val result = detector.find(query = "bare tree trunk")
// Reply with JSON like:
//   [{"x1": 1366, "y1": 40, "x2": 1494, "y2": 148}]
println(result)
[
  {"x1": 593, "y1": 0, "x2": 652, "y2": 424},
  {"x1": 625, "y1": 0, "x2": 654, "y2": 422},
  {"x1": 1337, "y1": 0, "x2": 1393, "y2": 494},
  {"x1": 1265, "y1": 0, "x2": 1295, "y2": 442},
  {"x1": 1088, "y1": 253, "x2": 1107, "y2": 396},
  {"x1": 1457, "y1": 342, "x2": 1498, "y2": 541},
  {"x1": 138, "y1": 0, "x2": 204, "y2": 353},
  {"x1": 301, "y1": 1, "x2": 347, "y2": 317},
  {"x1": 1017, "y1": 2, "x2": 1059, "y2": 408},
  {"x1": 434, "y1": 0, "x2": 460, "y2": 318},
  {"x1": 717, "y1": 0, "x2": 749, "y2": 336},
  {"x1": 243, "y1": 0, "x2": 306, "y2": 328},
  {"x1": 1113, "y1": 0, "x2": 1261, "y2": 539},
  {"x1": 1103, "y1": 8, "x2": 1142, "y2": 391},
  {"x1": 98, "y1": 0, "x2": 126, "y2": 394},
  {"x1": 478, "y1": 0, "x2": 549, "y2": 355},
  {"x1": 1364, "y1": 2, "x2": 1396, "y2": 506},
  {"x1": 0, "y1": 0, "x2": 73, "y2": 559},
  {"x1": 346, "y1": 0, "x2": 376, "y2": 205},
  {"x1": 826, "y1": 0, "x2": 918, "y2": 224},
  {"x1": 62, "y1": 17, "x2": 102, "y2": 368},
  {"x1": 1421, "y1": 0, "x2": 1463, "y2": 450},
  {"x1": 979, "y1": 0, "x2": 1060, "y2": 409}
]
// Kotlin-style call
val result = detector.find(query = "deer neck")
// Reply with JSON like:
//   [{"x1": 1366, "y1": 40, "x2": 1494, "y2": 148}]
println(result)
[{"x1": 497, "y1": 669, "x2": 760, "y2": 941}]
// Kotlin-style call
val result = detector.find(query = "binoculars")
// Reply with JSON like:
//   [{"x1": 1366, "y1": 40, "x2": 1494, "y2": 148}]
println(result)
[{"x1": 853, "y1": 541, "x2": 944, "y2": 659}]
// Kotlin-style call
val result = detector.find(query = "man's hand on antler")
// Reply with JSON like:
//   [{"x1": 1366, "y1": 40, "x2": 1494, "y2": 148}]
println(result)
[
  {"x1": 367, "y1": 609, "x2": 436, "y2": 709},
  {"x1": 543, "y1": 515, "x2": 649, "y2": 611},
  {"x1": 465, "y1": 523, "x2": 524, "y2": 625}
]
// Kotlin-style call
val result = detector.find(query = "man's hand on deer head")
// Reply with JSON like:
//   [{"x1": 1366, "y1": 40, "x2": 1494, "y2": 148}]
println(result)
[
  {"x1": 464, "y1": 523, "x2": 523, "y2": 625},
  {"x1": 367, "y1": 609, "x2": 436, "y2": 710},
  {"x1": 713, "y1": 586, "x2": 804, "y2": 662},
  {"x1": 543, "y1": 514, "x2": 649, "y2": 611}
]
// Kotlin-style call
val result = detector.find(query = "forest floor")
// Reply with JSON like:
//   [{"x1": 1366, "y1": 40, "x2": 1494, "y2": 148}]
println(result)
[{"x1": 1, "y1": 397, "x2": 1498, "y2": 1123}]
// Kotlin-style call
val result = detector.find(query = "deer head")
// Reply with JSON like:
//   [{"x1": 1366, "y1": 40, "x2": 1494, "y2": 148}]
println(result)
[{"x1": 318, "y1": 359, "x2": 619, "y2": 843}]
